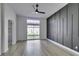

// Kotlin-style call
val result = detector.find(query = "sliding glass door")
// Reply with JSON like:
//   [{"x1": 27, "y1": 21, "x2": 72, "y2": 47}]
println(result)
[{"x1": 27, "y1": 19, "x2": 40, "y2": 40}]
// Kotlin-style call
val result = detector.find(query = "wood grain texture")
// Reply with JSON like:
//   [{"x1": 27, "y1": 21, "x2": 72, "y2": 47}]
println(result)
[{"x1": 2, "y1": 40, "x2": 74, "y2": 56}]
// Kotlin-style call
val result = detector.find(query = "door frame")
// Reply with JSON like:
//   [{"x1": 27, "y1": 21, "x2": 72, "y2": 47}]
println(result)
[{"x1": 8, "y1": 20, "x2": 13, "y2": 47}]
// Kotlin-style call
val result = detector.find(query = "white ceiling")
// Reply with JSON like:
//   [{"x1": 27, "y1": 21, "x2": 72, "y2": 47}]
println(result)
[{"x1": 8, "y1": 3, "x2": 68, "y2": 18}]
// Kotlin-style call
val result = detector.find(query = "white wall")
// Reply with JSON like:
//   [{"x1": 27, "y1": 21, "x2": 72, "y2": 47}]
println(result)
[
  {"x1": 16, "y1": 16, "x2": 27, "y2": 41},
  {"x1": 1, "y1": 4, "x2": 16, "y2": 53},
  {"x1": 16, "y1": 16, "x2": 47, "y2": 40},
  {"x1": 0, "y1": 3, "x2": 1, "y2": 55},
  {"x1": 1, "y1": 3, "x2": 47, "y2": 53},
  {"x1": 40, "y1": 18, "x2": 47, "y2": 39}
]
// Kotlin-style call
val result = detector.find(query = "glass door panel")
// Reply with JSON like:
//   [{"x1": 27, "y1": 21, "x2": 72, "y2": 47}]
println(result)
[
  {"x1": 27, "y1": 19, "x2": 40, "y2": 40},
  {"x1": 27, "y1": 25, "x2": 40, "y2": 39}
]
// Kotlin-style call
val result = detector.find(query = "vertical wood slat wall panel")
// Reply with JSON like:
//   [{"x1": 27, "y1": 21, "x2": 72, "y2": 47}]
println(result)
[
  {"x1": 78, "y1": 4, "x2": 79, "y2": 51},
  {"x1": 60, "y1": 8, "x2": 65, "y2": 45},
  {"x1": 47, "y1": 3, "x2": 79, "y2": 52},
  {"x1": 58, "y1": 11, "x2": 62, "y2": 44},
  {"x1": 67, "y1": 4, "x2": 72, "y2": 48},
  {"x1": 71, "y1": 4, "x2": 78, "y2": 51}
]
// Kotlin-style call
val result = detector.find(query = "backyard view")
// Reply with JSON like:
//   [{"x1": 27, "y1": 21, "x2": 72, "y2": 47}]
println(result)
[{"x1": 27, "y1": 19, "x2": 40, "y2": 39}]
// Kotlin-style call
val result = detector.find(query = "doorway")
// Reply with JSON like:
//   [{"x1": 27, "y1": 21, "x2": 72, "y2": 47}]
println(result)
[
  {"x1": 27, "y1": 19, "x2": 40, "y2": 40},
  {"x1": 8, "y1": 20, "x2": 12, "y2": 46}
]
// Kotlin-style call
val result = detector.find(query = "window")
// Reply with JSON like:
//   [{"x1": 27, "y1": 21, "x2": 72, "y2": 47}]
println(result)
[{"x1": 27, "y1": 19, "x2": 40, "y2": 39}]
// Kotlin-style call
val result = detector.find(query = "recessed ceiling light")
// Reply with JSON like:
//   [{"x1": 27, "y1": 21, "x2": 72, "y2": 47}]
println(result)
[{"x1": 35, "y1": 12, "x2": 38, "y2": 14}]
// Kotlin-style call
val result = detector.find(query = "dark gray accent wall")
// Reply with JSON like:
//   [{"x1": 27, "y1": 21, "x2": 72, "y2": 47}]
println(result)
[{"x1": 47, "y1": 3, "x2": 79, "y2": 52}]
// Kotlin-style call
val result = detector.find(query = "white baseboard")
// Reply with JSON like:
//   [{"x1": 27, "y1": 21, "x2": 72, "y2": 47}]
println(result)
[{"x1": 47, "y1": 39, "x2": 79, "y2": 56}]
